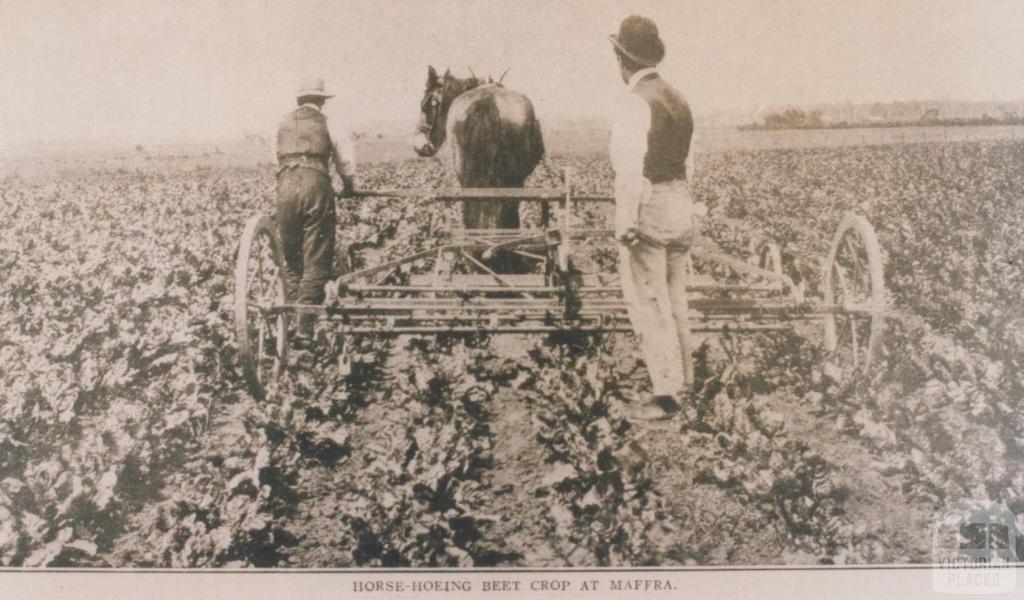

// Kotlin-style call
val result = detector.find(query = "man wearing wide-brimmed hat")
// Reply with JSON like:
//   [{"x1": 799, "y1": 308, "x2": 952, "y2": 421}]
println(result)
[
  {"x1": 609, "y1": 15, "x2": 700, "y2": 420},
  {"x1": 274, "y1": 77, "x2": 357, "y2": 344}
]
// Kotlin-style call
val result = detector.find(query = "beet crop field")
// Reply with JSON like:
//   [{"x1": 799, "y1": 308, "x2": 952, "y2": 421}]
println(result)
[{"x1": 2, "y1": 138, "x2": 1023, "y2": 567}]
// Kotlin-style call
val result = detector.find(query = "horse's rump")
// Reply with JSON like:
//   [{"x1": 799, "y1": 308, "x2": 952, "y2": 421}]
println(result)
[{"x1": 450, "y1": 86, "x2": 544, "y2": 229}]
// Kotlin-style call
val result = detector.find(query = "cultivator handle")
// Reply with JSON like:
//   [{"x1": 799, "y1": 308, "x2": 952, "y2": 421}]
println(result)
[{"x1": 342, "y1": 188, "x2": 613, "y2": 202}]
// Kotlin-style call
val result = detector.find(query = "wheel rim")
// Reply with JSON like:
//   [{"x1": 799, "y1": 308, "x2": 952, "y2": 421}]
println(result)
[
  {"x1": 235, "y1": 215, "x2": 288, "y2": 398},
  {"x1": 823, "y1": 214, "x2": 884, "y2": 372}
]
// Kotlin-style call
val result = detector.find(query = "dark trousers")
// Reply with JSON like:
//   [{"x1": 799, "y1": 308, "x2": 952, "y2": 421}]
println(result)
[{"x1": 276, "y1": 167, "x2": 335, "y2": 335}]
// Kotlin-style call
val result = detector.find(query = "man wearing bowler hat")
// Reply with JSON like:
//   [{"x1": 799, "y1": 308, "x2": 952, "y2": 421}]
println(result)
[
  {"x1": 609, "y1": 15, "x2": 700, "y2": 420},
  {"x1": 274, "y1": 77, "x2": 357, "y2": 345}
]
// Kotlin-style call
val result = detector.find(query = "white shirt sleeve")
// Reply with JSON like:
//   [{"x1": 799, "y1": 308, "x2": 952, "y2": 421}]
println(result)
[
  {"x1": 685, "y1": 130, "x2": 696, "y2": 179},
  {"x1": 270, "y1": 120, "x2": 279, "y2": 165},
  {"x1": 609, "y1": 91, "x2": 651, "y2": 236},
  {"x1": 325, "y1": 113, "x2": 356, "y2": 179},
  {"x1": 685, "y1": 131, "x2": 707, "y2": 218}
]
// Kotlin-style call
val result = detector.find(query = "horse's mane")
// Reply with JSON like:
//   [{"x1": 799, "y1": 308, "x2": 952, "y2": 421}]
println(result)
[
  {"x1": 455, "y1": 66, "x2": 511, "y2": 87},
  {"x1": 441, "y1": 72, "x2": 484, "y2": 101}
]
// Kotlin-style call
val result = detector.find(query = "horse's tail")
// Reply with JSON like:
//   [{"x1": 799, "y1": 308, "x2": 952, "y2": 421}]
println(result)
[{"x1": 453, "y1": 97, "x2": 500, "y2": 187}]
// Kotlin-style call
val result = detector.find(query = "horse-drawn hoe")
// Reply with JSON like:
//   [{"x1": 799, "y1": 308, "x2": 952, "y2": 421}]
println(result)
[{"x1": 234, "y1": 170, "x2": 886, "y2": 400}]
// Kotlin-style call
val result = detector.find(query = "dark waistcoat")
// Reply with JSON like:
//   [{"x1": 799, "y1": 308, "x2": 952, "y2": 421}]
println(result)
[
  {"x1": 276, "y1": 106, "x2": 332, "y2": 163},
  {"x1": 633, "y1": 74, "x2": 693, "y2": 183}
]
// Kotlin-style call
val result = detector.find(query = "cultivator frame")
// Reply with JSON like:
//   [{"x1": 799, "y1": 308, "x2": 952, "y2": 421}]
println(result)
[{"x1": 234, "y1": 170, "x2": 886, "y2": 399}]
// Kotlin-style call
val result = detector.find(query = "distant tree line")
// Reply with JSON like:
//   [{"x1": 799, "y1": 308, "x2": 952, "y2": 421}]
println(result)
[{"x1": 740, "y1": 108, "x2": 1024, "y2": 131}]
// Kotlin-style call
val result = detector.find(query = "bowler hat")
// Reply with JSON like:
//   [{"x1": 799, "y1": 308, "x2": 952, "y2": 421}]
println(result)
[
  {"x1": 296, "y1": 77, "x2": 335, "y2": 99},
  {"x1": 609, "y1": 15, "x2": 665, "y2": 67}
]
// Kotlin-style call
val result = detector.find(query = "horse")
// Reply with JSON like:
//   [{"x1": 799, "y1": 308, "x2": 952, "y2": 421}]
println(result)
[{"x1": 412, "y1": 66, "x2": 545, "y2": 232}]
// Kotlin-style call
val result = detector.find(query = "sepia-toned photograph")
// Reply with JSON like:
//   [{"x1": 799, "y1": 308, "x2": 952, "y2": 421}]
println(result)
[{"x1": 1, "y1": 0, "x2": 1023, "y2": 594}]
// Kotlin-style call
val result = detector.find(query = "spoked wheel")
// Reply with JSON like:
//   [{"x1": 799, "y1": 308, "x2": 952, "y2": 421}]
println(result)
[
  {"x1": 822, "y1": 213, "x2": 885, "y2": 372},
  {"x1": 234, "y1": 215, "x2": 288, "y2": 399}
]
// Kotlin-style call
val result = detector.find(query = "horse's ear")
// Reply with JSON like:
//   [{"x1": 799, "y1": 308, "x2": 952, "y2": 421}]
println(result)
[{"x1": 427, "y1": 66, "x2": 438, "y2": 85}]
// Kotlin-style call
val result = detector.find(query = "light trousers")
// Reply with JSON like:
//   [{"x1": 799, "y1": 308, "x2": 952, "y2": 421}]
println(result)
[{"x1": 619, "y1": 180, "x2": 696, "y2": 396}]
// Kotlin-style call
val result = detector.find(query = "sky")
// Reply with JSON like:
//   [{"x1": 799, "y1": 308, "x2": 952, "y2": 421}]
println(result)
[{"x1": 1, "y1": 0, "x2": 1022, "y2": 147}]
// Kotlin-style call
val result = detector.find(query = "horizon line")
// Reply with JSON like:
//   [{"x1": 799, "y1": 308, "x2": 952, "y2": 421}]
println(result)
[{"x1": 4, "y1": 96, "x2": 1024, "y2": 153}]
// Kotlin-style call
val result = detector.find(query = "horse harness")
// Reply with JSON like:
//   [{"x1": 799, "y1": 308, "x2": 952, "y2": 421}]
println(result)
[{"x1": 419, "y1": 84, "x2": 446, "y2": 144}]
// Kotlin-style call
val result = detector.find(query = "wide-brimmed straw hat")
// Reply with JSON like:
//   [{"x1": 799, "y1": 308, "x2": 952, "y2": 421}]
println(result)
[
  {"x1": 296, "y1": 77, "x2": 335, "y2": 99},
  {"x1": 609, "y1": 15, "x2": 665, "y2": 67}
]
